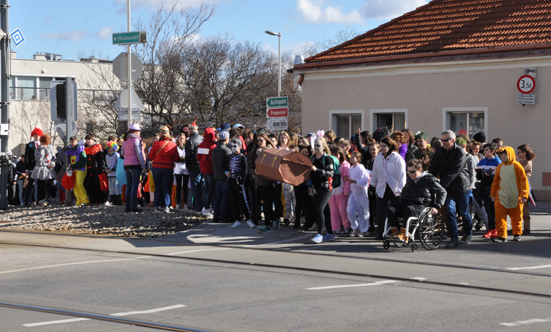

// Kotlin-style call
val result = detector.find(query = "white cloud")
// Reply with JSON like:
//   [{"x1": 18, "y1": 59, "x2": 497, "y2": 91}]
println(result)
[
  {"x1": 361, "y1": 0, "x2": 429, "y2": 20},
  {"x1": 97, "y1": 27, "x2": 113, "y2": 40},
  {"x1": 297, "y1": 0, "x2": 364, "y2": 25},
  {"x1": 114, "y1": 0, "x2": 217, "y2": 11},
  {"x1": 42, "y1": 30, "x2": 88, "y2": 41}
]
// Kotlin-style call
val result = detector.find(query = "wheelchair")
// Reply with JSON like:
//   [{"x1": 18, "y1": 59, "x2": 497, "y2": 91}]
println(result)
[{"x1": 382, "y1": 207, "x2": 444, "y2": 252}]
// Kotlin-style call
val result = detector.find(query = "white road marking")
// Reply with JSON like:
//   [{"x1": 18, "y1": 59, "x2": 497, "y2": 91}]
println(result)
[
  {"x1": 501, "y1": 318, "x2": 551, "y2": 327},
  {"x1": 111, "y1": 304, "x2": 186, "y2": 316},
  {"x1": 0, "y1": 257, "x2": 148, "y2": 275},
  {"x1": 307, "y1": 280, "x2": 400, "y2": 290},
  {"x1": 23, "y1": 304, "x2": 187, "y2": 327},
  {"x1": 166, "y1": 248, "x2": 230, "y2": 256},
  {"x1": 410, "y1": 277, "x2": 427, "y2": 281},
  {"x1": 506, "y1": 264, "x2": 551, "y2": 271},
  {"x1": 23, "y1": 318, "x2": 90, "y2": 327}
]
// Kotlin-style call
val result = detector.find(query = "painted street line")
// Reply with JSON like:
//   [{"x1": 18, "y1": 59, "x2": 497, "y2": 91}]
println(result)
[
  {"x1": 307, "y1": 280, "x2": 400, "y2": 290},
  {"x1": 166, "y1": 248, "x2": 230, "y2": 256},
  {"x1": 111, "y1": 304, "x2": 186, "y2": 316},
  {"x1": 410, "y1": 277, "x2": 427, "y2": 281},
  {"x1": 23, "y1": 304, "x2": 187, "y2": 327},
  {"x1": 0, "y1": 257, "x2": 147, "y2": 275},
  {"x1": 501, "y1": 318, "x2": 551, "y2": 327},
  {"x1": 506, "y1": 264, "x2": 551, "y2": 271},
  {"x1": 23, "y1": 318, "x2": 90, "y2": 327}
]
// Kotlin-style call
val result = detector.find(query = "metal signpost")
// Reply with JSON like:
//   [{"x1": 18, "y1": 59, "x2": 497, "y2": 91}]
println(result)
[
  {"x1": 112, "y1": 1, "x2": 146, "y2": 127},
  {"x1": 0, "y1": 1, "x2": 9, "y2": 210},
  {"x1": 266, "y1": 96, "x2": 288, "y2": 131}
]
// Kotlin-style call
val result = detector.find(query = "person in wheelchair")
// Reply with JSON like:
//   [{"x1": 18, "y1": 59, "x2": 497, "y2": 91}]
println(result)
[{"x1": 386, "y1": 159, "x2": 447, "y2": 241}]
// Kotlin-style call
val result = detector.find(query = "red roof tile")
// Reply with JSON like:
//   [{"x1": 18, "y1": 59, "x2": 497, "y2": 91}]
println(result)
[{"x1": 304, "y1": 0, "x2": 551, "y2": 65}]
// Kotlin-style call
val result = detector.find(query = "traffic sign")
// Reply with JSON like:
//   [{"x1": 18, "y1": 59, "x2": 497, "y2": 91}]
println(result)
[
  {"x1": 10, "y1": 28, "x2": 25, "y2": 47},
  {"x1": 266, "y1": 107, "x2": 288, "y2": 118},
  {"x1": 267, "y1": 117, "x2": 288, "y2": 131},
  {"x1": 114, "y1": 86, "x2": 144, "y2": 110},
  {"x1": 266, "y1": 96, "x2": 288, "y2": 108},
  {"x1": 112, "y1": 52, "x2": 143, "y2": 82},
  {"x1": 517, "y1": 94, "x2": 535, "y2": 105},
  {"x1": 112, "y1": 31, "x2": 147, "y2": 45},
  {"x1": 517, "y1": 75, "x2": 536, "y2": 94}
]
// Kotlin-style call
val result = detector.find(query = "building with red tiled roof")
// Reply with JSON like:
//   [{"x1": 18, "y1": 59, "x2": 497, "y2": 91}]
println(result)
[{"x1": 294, "y1": 0, "x2": 551, "y2": 203}]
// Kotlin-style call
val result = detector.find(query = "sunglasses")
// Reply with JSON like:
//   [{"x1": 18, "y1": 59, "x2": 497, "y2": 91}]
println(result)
[{"x1": 441, "y1": 138, "x2": 452, "y2": 142}]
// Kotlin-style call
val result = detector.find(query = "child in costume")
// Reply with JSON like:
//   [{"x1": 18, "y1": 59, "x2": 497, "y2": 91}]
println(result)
[
  {"x1": 490, "y1": 147, "x2": 529, "y2": 243},
  {"x1": 31, "y1": 134, "x2": 57, "y2": 205},
  {"x1": 347, "y1": 151, "x2": 371, "y2": 237},
  {"x1": 65, "y1": 137, "x2": 89, "y2": 206},
  {"x1": 328, "y1": 146, "x2": 351, "y2": 236},
  {"x1": 105, "y1": 141, "x2": 121, "y2": 205}
]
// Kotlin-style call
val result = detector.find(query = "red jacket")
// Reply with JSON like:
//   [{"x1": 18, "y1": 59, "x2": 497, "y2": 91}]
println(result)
[
  {"x1": 148, "y1": 137, "x2": 179, "y2": 169},
  {"x1": 197, "y1": 128, "x2": 216, "y2": 175}
]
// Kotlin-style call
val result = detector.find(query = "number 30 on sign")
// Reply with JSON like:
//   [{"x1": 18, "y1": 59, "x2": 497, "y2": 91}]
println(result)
[{"x1": 517, "y1": 75, "x2": 536, "y2": 94}]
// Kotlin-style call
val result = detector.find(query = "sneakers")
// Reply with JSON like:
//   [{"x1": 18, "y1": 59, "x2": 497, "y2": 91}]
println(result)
[
  {"x1": 130, "y1": 208, "x2": 143, "y2": 213},
  {"x1": 387, "y1": 227, "x2": 398, "y2": 238},
  {"x1": 489, "y1": 229, "x2": 498, "y2": 239},
  {"x1": 311, "y1": 234, "x2": 323, "y2": 243},
  {"x1": 272, "y1": 220, "x2": 281, "y2": 230},
  {"x1": 104, "y1": 201, "x2": 111, "y2": 206},
  {"x1": 513, "y1": 235, "x2": 521, "y2": 241},
  {"x1": 341, "y1": 230, "x2": 350, "y2": 237},
  {"x1": 394, "y1": 228, "x2": 406, "y2": 241},
  {"x1": 322, "y1": 233, "x2": 335, "y2": 242},
  {"x1": 358, "y1": 231, "x2": 367, "y2": 238},
  {"x1": 482, "y1": 229, "x2": 495, "y2": 238},
  {"x1": 351, "y1": 229, "x2": 360, "y2": 237},
  {"x1": 459, "y1": 234, "x2": 473, "y2": 244},
  {"x1": 231, "y1": 221, "x2": 241, "y2": 228},
  {"x1": 493, "y1": 237, "x2": 507, "y2": 243},
  {"x1": 175, "y1": 204, "x2": 181, "y2": 210},
  {"x1": 445, "y1": 240, "x2": 459, "y2": 249},
  {"x1": 258, "y1": 225, "x2": 272, "y2": 233},
  {"x1": 163, "y1": 207, "x2": 171, "y2": 213},
  {"x1": 246, "y1": 220, "x2": 256, "y2": 228}
]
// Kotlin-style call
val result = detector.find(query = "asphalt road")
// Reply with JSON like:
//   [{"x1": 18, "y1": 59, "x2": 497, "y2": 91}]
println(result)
[{"x1": 1, "y1": 203, "x2": 551, "y2": 331}]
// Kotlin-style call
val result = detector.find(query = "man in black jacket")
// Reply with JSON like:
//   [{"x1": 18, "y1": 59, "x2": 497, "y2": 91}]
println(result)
[
  {"x1": 185, "y1": 121, "x2": 204, "y2": 212},
  {"x1": 211, "y1": 131, "x2": 232, "y2": 222},
  {"x1": 23, "y1": 127, "x2": 43, "y2": 206},
  {"x1": 84, "y1": 133, "x2": 106, "y2": 204},
  {"x1": 387, "y1": 159, "x2": 447, "y2": 240},
  {"x1": 429, "y1": 130, "x2": 472, "y2": 248}
]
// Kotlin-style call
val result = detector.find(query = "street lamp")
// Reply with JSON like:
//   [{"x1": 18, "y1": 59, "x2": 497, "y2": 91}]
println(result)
[{"x1": 265, "y1": 30, "x2": 281, "y2": 97}]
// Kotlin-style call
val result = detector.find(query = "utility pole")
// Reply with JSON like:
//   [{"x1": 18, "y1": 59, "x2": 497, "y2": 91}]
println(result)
[
  {"x1": 127, "y1": 0, "x2": 132, "y2": 127},
  {"x1": 0, "y1": 0, "x2": 10, "y2": 210},
  {"x1": 64, "y1": 77, "x2": 73, "y2": 204}
]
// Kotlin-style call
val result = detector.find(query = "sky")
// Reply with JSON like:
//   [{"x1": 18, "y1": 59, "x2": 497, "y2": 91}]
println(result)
[{"x1": 10, "y1": 0, "x2": 429, "y2": 61}]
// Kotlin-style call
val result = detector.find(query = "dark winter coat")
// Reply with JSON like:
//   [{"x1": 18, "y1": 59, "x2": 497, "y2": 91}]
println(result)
[
  {"x1": 211, "y1": 141, "x2": 232, "y2": 181},
  {"x1": 429, "y1": 144, "x2": 470, "y2": 196},
  {"x1": 24, "y1": 140, "x2": 39, "y2": 171},
  {"x1": 399, "y1": 173, "x2": 447, "y2": 209},
  {"x1": 185, "y1": 131, "x2": 203, "y2": 173}
]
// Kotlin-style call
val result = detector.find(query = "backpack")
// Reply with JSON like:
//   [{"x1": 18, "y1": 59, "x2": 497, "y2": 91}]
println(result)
[{"x1": 312, "y1": 154, "x2": 341, "y2": 189}]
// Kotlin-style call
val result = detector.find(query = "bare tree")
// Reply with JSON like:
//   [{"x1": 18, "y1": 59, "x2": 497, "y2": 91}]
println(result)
[
  {"x1": 10, "y1": 101, "x2": 56, "y2": 143},
  {"x1": 132, "y1": 1, "x2": 215, "y2": 130},
  {"x1": 301, "y1": 27, "x2": 362, "y2": 58}
]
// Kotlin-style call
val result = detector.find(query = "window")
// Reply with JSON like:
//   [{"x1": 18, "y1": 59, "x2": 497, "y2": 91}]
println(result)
[
  {"x1": 330, "y1": 111, "x2": 364, "y2": 139},
  {"x1": 443, "y1": 108, "x2": 487, "y2": 138},
  {"x1": 370, "y1": 109, "x2": 407, "y2": 133},
  {"x1": 10, "y1": 76, "x2": 59, "y2": 101}
]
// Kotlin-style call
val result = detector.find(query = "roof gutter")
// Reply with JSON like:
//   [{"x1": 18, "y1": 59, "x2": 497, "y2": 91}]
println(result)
[{"x1": 294, "y1": 43, "x2": 551, "y2": 71}]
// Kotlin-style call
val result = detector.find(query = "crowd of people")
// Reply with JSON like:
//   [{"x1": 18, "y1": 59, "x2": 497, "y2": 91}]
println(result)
[{"x1": 6, "y1": 121, "x2": 536, "y2": 248}]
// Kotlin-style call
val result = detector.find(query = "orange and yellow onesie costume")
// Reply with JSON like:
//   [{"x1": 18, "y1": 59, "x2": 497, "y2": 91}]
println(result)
[{"x1": 490, "y1": 147, "x2": 529, "y2": 239}]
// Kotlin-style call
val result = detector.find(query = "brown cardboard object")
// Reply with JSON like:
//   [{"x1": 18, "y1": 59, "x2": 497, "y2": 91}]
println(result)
[{"x1": 255, "y1": 148, "x2": 312, "y2": 186}]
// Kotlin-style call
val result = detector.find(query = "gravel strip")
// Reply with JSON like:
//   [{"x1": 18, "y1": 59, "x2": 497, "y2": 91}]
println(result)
[{"x1": 0, "y1": 204, "x2": 208, "y2": 237}]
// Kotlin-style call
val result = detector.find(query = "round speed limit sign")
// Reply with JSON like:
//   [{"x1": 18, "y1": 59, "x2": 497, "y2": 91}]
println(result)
[{"x1": 517, "y1": 75, "x2": 536, "y2": 94}]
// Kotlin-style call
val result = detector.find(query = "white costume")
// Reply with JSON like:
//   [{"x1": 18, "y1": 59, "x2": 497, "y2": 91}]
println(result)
[{"x1": 347, "y1": 164, "x2": 371, "y2": 232}]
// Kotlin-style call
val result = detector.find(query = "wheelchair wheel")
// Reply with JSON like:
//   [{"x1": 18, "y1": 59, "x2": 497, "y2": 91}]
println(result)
[
  {"x1": 383, "y1": 241, "x2": 390, "y2": 250},
  {"x1": 411, "y1": 243, "x2": 418, "y2": 252},
  {"x1": 419, "y1": 212, "x2": 444, "y2": 250}
]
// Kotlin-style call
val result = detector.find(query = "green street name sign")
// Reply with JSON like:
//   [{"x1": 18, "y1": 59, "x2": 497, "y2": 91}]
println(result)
[
  {"x1": 113, "y1": 31, "x2": 147, "y2": 45},
  {"x1": 266, "y1": 96, "x2": 288, "y2": 108}
]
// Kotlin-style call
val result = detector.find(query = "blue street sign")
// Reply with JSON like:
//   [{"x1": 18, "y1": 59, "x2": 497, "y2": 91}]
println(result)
[{"x1": 10, "y1": 28, "x2": 25, "y2": 47}]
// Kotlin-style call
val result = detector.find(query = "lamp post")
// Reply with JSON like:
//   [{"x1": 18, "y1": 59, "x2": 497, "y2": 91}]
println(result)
[{"x1": 265, "y1": 30, "x2": 281, "y2": 97}]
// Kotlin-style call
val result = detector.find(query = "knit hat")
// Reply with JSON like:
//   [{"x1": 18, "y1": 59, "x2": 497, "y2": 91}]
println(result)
[
  {"x1": 189, "y1": 117, "x2": 198, "y2": 130},
  {"x1": 31, "y1": 127, "x2": 43, "y2": 137},
  {"x1": 219, "y1": 131, "x2": 230, "y2": 140},
  {"x1": 473, "y1": 131, "x2": 486, "y2": 143}
]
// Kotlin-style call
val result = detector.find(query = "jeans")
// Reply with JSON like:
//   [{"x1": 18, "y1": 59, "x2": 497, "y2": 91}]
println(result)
[
  {"x1": 17, "y1": 179, "x2": 25, "y2": 205},
  {"x1": 203, "y1": 173, "x2": 215, "y2": 209},
  {"x1": 152, "y1": 167, "x2": 174, "y2": 208},
  {"x1": 24, "y1": 177, "x2": 37, "y2": 204},
  {"x1": 446, "y1": 190, "x2": 473, "y2": 241},
  {"x1": 213, "y1": 180, "x2": 230, "y2": 220},
  {"x1": 189, "y1": 170, "x2": 202, "y2": 211},
  {"x1": 125, "y1": 168, "x2": 141, "y2": 209}
]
